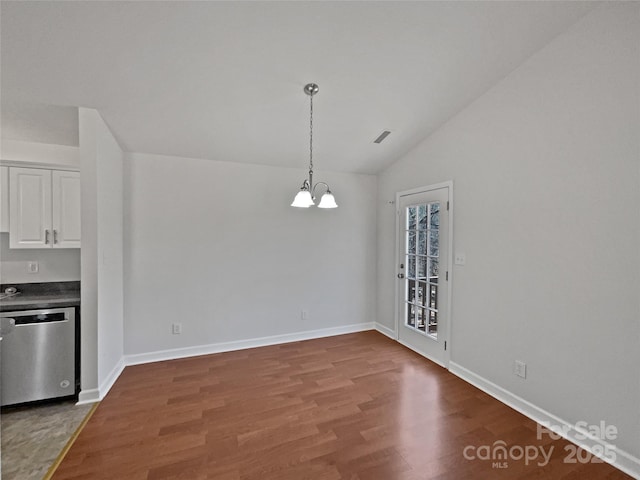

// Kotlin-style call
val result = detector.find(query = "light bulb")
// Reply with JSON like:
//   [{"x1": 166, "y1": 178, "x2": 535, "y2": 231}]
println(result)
[
  {"x1": 291, "y1": 189, "x2": 314, "y2": 208},
  {"x1": 318, "y1": 192, "x2": 338, "y2": 209}
]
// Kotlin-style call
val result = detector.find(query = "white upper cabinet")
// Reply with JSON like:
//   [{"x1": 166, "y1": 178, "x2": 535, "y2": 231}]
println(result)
[
  {"x1": 9, "y1": 168, "x2": 52, "y2": 248},
  {"x1": 0, "y1": 166, "x2": 9, "y2": 232},
  {"x1": 9, "y1": 167, "x2": 80, "y2": 249},
  {"x1": 52, "y1": 170, "x2": 81, "y2": 248}
]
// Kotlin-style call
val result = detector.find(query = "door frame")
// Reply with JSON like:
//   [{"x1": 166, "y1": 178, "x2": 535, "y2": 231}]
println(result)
[{"x1": 394, "y1": 181, "x2": 454, "y2": 368}]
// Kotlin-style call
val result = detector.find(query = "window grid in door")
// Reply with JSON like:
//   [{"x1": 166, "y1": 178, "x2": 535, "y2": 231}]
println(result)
[{"x1": 404, "y1": 202, "x2": 439, "y2": 338}]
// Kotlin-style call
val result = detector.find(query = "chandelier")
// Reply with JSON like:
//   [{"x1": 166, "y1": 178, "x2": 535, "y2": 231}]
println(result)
[{"x1": 291, "y1": 83, "x2": 338, "y2": 209}]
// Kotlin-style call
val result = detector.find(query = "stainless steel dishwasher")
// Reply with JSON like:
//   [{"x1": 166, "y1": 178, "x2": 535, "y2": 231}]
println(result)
[{"x1": 0, "y1": 307, "x2": 76, "y2": 406}]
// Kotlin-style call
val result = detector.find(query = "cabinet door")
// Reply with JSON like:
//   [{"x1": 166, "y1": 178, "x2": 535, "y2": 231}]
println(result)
[
  {"x1": 9, "y1": 167, "x2": 52, "y2": 248},
  {"x1": 0, "y1": 166, "x2": 9, "y2": 233},
  {"x1": 52, "y1": 170, "x2": 81, "y2": 248}
]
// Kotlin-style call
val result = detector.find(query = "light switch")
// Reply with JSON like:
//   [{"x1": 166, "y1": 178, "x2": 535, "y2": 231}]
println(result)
[{"x1": 454, "y1": 253, "x2": 466, "y2": 266}]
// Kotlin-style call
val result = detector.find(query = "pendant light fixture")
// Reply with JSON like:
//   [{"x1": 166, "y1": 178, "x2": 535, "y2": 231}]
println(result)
[{"x1": 291, "y1": 83, "x2": 338, "y2": 209}]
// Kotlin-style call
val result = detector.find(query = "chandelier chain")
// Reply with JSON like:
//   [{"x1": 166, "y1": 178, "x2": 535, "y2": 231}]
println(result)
[{"x1": 309, "y1": 94, "x2": 313, "y2": 176}]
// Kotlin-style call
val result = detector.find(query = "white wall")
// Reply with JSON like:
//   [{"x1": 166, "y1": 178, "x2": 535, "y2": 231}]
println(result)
[
  {"x1": 0, "y1": 139, "x2": 79, "y2": 167},
  {"x1": 79, "y1": 109, "x2": 98, "y2": 400},
  {"x1": 378, "y1": 2, "x2": 639, "y2": 463},
  {"x1": 95, "y1": 113, "x2": 124, "y2": 391},
  {"x1": 124, "y1": 152, "x2": 377, "y2": 355},
  {"x1": 79, "y1": 108, "x2": 124, "y2": 402},
  {"x1": 0, "y1": 233, "x2": 80, "y2": 283}
]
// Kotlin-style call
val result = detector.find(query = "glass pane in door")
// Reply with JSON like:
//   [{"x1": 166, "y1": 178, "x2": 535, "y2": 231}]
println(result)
[{"x1": 404, "y1": 201, "x2": 440, "y2": 339}]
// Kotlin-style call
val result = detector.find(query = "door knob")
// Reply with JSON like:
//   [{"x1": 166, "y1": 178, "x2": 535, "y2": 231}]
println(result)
[{"x1": 397, "y1": 273, "x2": 405, "y2": 279}]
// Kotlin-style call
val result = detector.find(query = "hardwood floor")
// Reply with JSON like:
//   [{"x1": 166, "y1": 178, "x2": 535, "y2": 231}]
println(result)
[{"x1": 52, "y1": 332, "x2": 631, "y2": 479}]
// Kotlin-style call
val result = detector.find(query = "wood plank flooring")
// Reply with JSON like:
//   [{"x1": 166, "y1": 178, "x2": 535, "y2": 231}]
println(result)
[{"x1": 52, "y1": 332, "x2": 631, "y2": 479}]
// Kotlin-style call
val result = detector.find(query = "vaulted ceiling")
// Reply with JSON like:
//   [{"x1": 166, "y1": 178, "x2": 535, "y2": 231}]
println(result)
[{"x1": 1, "y1": 1, "x2": 596, "y2": 174}]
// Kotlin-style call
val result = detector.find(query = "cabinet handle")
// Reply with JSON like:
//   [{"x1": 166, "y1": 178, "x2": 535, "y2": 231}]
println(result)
[
  {"x1": 45, "y1": 229, "x2": 50, "y2": 244},
  {"x1": 53, "y1": 230, "x2": 58, "y2": 244}
]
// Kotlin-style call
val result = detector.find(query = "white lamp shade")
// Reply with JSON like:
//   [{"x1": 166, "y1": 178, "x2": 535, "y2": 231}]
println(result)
[
  {"x1": 317, "y1": 192, "x2": 338, "y2": 209},
  {"x1": 291, "y1": 190, "x2": 314, "y2": 207}
]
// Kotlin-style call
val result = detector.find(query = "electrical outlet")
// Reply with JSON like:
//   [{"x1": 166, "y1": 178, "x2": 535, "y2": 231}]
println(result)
[
  {"x1": 301, "y1": 310, "x2": 308, "y2": 321},
  {"x1": 454, "y1": 253, "x2": 466, "y2": 266},
  {"x1": 27, "y1": 261, "x2": 39, "y2": 273},
  {"x1": 514, "y1": 360, "x2": 527, "y2": 378},
  {"x1": 172, "y1": 323, "x2": 182, "y2": 335}
]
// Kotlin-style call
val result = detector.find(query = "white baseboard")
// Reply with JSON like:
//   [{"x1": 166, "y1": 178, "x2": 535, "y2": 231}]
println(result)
[
  {"x1": 449, "y1": 362, "x2": 640, "y2": 479},
  {"x1": 125, "y1": 322, "x2": 376, "y2": 366},
  {"x1": 75, "y1": 324, "x2": 375, "y2": 406},
  {"x1": 374, "y1": 322, "x2": 396, "y2": 339},
  {"x1": 99, "y1": 357, "x2": 126, "y2": 399},
  {"x1": 76, "y1": 388, "x2": 99, "y2": 405},
  {"x1": 76, "y1": 357, "x2": 127, "y2": 405}
]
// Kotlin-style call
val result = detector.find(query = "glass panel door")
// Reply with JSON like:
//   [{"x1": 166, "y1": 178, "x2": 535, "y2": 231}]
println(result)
[{"x1": 397, "y1": 185, "x2": 450, "y2": 367}]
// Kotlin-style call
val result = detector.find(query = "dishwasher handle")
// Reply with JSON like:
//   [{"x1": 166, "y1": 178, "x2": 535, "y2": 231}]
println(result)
[
  {"x1": 12, "y1": 312, "x2": 68, "y2": 325},
  {"x1": 0, "y1": 317, "x2": 16, "y2": 336}
]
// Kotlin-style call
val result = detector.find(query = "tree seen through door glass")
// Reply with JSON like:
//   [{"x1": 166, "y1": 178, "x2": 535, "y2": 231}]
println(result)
[
  {"x1": 407, "y1": 256, "x2": 416, "y2": 279},
  {"x1": 418, "y1": 231, "x2": 427, "y2": 255},
  {"x1": 408, "y1": 206, "x2": 417, "y2": 231},
  {"x1": 429, "y1": 229, "x2": 439, "y2": 257},
  {"x1": 407, "y1": 231, "x2": 416, "y2": 254},
  {"x1": 417, "y1": 256, "x2": 427, "y2": 279},
  {"x1": 428, "y1": 259, "x2": 439, "y2": 280},
  {"x1": 429, "y1": 203, "x2": 440, "y2": 228},
  {"x1": 417, "y1": 205, "x2": 427, "y2": 230}
]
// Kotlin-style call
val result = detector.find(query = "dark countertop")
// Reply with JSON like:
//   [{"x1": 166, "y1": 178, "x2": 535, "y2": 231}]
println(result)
[{"x1": 0, "y1": 281, "x2": 80, "y2": 312}]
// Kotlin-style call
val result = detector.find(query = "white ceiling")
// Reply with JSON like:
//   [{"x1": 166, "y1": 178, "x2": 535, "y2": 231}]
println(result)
[{"x1": 1, "y1": 1, "x2": 596, "y2": 174}]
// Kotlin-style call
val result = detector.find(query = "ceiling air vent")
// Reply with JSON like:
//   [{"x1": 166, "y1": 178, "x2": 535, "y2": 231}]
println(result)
[{"x1": 373, "y1": 130, "x2": 391, "y2": 144}]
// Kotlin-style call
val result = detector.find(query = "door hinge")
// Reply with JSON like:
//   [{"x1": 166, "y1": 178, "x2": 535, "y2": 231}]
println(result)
[
  {"x1": 447, "y1": 201, "x2": 450, "y2": 211},
  {"x1": 446, "y1": 271, "x2": 449, "y2": 281},
  {"x1": 444, "y1": 341, "x2": 447, "y2": 351}
]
